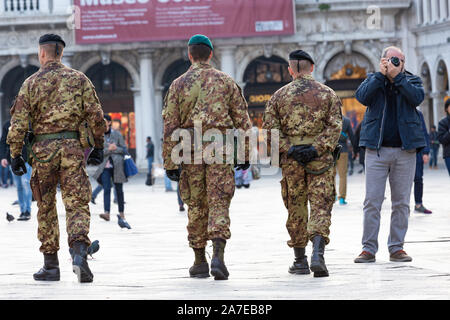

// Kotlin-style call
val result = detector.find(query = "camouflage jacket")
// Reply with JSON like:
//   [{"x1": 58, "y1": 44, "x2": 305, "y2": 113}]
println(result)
[
  {"x1": 263, "y1": 73, "x2": 342, "y2": 159},
  {"x1": 163, "y1": 62, "x2": 252, "y2": 170},
  {"x1": 7, "y1": 61, "x2": 106, "y2": 158}
]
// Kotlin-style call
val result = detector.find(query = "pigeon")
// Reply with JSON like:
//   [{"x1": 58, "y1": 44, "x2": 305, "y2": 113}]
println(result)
[
  {"x1": 6, "y1": 212, "x2": 14, "y2": 222},
  {"x1": 88, "y1": 240, "x2": 100, "y2": 256},
  {"x1": 69, "y1": 240, "x2": 100, "y2": 259},
  {"x1": 117, "y1": 215, "x2": 131, "y2": 229}
]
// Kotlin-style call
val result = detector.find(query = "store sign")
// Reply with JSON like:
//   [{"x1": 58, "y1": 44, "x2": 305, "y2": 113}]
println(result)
[
  {"x1": 249, "y1": 94, "x2": 272, "y2": 104},
  {"x1": 75, "y1": 0, "x2": 295, "y2": 44}
]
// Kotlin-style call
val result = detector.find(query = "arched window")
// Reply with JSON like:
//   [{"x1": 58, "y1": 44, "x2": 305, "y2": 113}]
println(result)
[
  {"x1": 1, "y1": 65, "x2": 38, "y2": 123},
  {"x1": 162, "y1": 59, "x2": 191, "y2": 98},
  {"x1": 243, "y1": 55, "x2": 290, "y2": 128}
]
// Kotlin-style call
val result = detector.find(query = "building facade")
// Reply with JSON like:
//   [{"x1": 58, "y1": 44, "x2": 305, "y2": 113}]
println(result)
[{"x1": 0, "y1": 0, "x2": 449, "y2": 168}]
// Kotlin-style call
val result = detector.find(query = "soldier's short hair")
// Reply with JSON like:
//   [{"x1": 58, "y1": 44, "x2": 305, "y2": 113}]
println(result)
[
  {"x1": 289, "y1": 59, "x2": 312, "y2": 73},
  {"x1": 188, "y1": 44, "x2": 212, "y2": 62},
  {"x1": 39, "y1": 43, "x2": 63, "y2": 59}
]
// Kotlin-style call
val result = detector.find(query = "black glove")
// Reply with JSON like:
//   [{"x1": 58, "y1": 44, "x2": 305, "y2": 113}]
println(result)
[
  {"x1": 166, "y1": 168, "x2": 181, "y2": 182},
  {"x1": 87, "y1": 148, "x2": 104, "y2": 165},
  {"x1": 234, "y1": 162, "x2": 250, "y2": 171},
  {"x1": 11, "y1": 156, "x2": 27, "y2": 176},
  {"x1": 288, "y1": 145, "x2": 318, "y2": 165}
]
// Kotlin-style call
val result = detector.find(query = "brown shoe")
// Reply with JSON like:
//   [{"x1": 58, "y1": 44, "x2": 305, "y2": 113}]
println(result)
[
  {"x1": 390, "y1": 250, "x2": 412, "y2": 262},
  {"x1": 99, "y1": 213, "x2": 110, "y2": 221},
  {"x1": 354, "y1": 251, "x2": 376, "y2": 263}
]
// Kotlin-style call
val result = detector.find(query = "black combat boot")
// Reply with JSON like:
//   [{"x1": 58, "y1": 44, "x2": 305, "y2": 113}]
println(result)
[
  {"x1": 310, "y1": 235, "x2": 329, "y2": 277},
  {"x1": 33, "y1": 253, "x2": 60, "y2": 281},
  {"x1": 189, "y1": 248, "x2": 210, "y2": 278},
  {"x1": 72, "y1": 241, "x2": 94, "y2": 283},
  {"x1": 288, "y1": 248, "x2": 310, "y2": 275},
  {"x1": 210, "y1": 238, "x2": 229, "y2": 280}
]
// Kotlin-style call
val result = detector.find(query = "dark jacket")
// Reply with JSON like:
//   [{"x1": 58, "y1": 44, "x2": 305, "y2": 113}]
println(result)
[
  {"x1": 437, "y1": 114, "x2": 450, "y2": 158},
  {"x1": 429, "y1": 131, "x2": 440, "y2": 149},
  {"x1": 0, "y1": 120, "x2": 27, "y2": 163},
  {"x1": 355, "y1": 71, "x2": 426, "y2": 151},
  {"x1": 416, "y1": 111, "x2": 430, "y2": 164},
  {"x1": 146, "y1": 141, "x2": 154, "y2": 159},
  {"x1": 338, "y1": 116, "x2": 357, "y2": 153}
]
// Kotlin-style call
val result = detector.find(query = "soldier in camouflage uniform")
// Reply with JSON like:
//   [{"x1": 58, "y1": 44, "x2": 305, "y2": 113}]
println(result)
[
  {"x1": 263, "y1": 50, "x2": 342, "y2": 277},
  {"x1": 7, "y1": 34, "x2": 106, "y2": 283},
  {"x1": 163, "y1": 35, "x2": 252, "y2": 280}
]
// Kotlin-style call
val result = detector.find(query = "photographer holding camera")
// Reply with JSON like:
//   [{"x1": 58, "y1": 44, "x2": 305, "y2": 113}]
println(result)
[{"x1": 353, "y1": 46, "x2": 426, "y2": 264}]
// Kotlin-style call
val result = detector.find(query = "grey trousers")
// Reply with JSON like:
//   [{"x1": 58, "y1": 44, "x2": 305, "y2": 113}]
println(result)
[{"x1": 362, "y1": 147, "x2": 416, "y2": 255}]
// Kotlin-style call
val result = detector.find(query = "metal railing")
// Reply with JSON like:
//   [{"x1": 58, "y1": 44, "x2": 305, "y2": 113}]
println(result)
[{"x1": 2, "y1": 0, "x2": 40, "y2": 14}]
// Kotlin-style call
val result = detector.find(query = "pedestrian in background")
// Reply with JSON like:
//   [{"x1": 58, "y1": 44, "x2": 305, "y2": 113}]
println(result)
[
  {"x1": 347, "y1": 144, "x2": 354, "y2": 176},
  {"x1": 177, "y1": 183, "x2": 185, "y2": 212},
  {"x1": 413, "y1": 111, "x2": 432, "y2": 214},
  {"x1": 437, "y1": 99, "x2": 450, "y2": 175},
  {"x1": 146, "y1": 136, "x2": 154, "y2": 186},
  {"x1": 0, "y1": 161, "x2": 13, "y2": 188},
  {"x1": 354, "y1": 46, "x2": 426, "y2": 264},
  {"x1": 235, "y1": 167, "x2": 252, "y2": 189},
  {"x1": 334, "y1": 115, "x2": 357, "y2": 205},
  {"x1": 0, "y1": 119, "x2": 32, "y2": 220},
  {"x1": 354, "y1": 121, "x2": 365, "y2": 174},
  {"x1": 429, "y1": 125, "x2": 439, "y2": 169},
  {"x1": 90, "y1": 183, "x2": 117, "y2": 205},
  {"x1": 93, "y1": 115, "x2": 130, "y2": 228}
]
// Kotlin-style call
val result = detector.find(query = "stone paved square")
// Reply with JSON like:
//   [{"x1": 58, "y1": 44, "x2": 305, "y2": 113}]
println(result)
[{"x1": 1, "y1": 165, "x2": 449, "y2": 300}]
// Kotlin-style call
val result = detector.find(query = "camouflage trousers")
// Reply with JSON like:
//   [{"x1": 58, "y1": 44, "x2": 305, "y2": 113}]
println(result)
[
  {"x1": 280, "y1": 157, "x2": 336, "y2": 248},
  {"x1": 179, "y1": 163, "x2": 235, "y2": 248},
  {"x1": 30, "y1": 139, "x2": 92, "y2": 254}
]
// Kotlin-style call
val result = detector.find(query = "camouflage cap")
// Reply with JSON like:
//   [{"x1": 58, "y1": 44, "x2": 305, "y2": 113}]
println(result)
[
  {"x1": 39, "y1": 34, "x2": 66, "y2": 48},
  {"x1": 188, "y1": 34, "x2": 213, "y2": 50}
]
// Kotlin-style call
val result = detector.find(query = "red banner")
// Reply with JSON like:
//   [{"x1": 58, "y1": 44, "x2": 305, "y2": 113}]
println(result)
[{"x1": 75, "y1": 0, "x2": 295, "y2": 44}]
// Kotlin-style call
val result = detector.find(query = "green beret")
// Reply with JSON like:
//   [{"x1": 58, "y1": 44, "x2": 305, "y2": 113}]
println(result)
[{"x1": 188, "y1": 34, "x2": 213, "y2": 50}]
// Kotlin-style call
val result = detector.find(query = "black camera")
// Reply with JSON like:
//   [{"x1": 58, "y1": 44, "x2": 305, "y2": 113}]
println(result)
[{"x1": 390, "y1": 56, "x2": 400, "y2": 67}]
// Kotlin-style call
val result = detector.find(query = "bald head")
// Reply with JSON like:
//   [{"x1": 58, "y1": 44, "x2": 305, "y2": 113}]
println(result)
[{"x1": 382, "y1": 46, "x2": 405, "y2": 61}]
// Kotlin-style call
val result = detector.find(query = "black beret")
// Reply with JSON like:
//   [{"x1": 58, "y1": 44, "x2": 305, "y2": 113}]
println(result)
[
  {"x1": 289, "y1": 50, "x2": 314, "y2": 65},
  {"x1": 39, "y1": 34, "x2": 66, "y2": 48},
  {"x1": 104, "y1": 114, "x2": 112, "y2": 122}
]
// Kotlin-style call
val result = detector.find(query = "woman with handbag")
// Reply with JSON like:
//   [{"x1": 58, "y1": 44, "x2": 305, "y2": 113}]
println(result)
[{"x1": 92, "y1": 115, "x2": 131, "y2": 229}]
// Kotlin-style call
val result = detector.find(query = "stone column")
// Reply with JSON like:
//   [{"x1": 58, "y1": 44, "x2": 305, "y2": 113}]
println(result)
[
  {"x1": 423, "y1": 0, "x2": 430, "y2": 23},
  {"x1": 439, "y1": 0, "x2": 448, "y2": 20},
  {"x1": 448, "y1": 0, "x2": 450, "y2": 18},
  {"x1": 416, "y1": 0, "x2": 423, "y2": 24},
  {"x1": 431, "y1": 0, "x2": 439, "y2": 22},
  {"x1": 139, "y1": 49, "x2": 157, "y2": 166},
  {"x1": 154, "y1": 86, "x2": 164, "y2": 164},
  {"x1": 431, "y1": 92, "x2": 446, "y2": 126},
  {"x1": 220, "y1": 46, "x2": 236, "y2": 79},
  {"x1": 131, "y1": 87, "x2": 146, "y2": 169}
]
